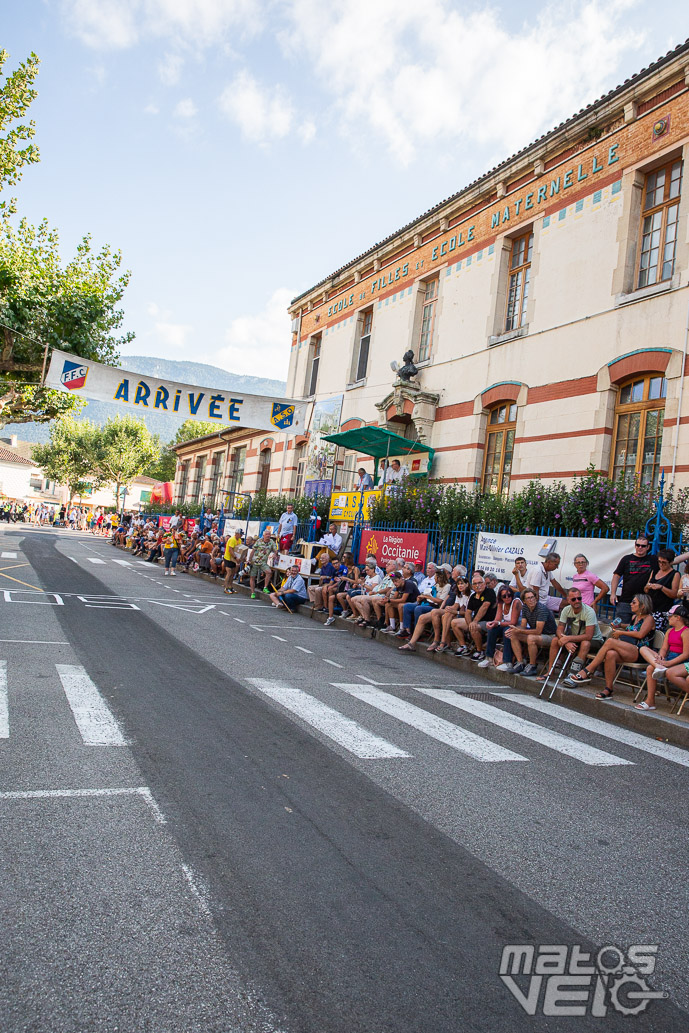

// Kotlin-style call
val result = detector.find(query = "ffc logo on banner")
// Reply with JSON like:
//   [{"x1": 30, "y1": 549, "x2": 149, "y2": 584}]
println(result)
[
  {"x1": 60, "y1": 359, "x2": 89, "y2": 390},
  {"x1": 270, "y1": 402, "x2": 295, "y2": 430}
]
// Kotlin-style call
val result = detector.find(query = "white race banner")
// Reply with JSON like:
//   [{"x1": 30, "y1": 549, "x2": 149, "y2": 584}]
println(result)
[
  {"x1": 46, "y1": 348, "x2": 305, "y2": 434},
  {"x1": 475, "y1": 531, "x2": 635, "y2": 590}
]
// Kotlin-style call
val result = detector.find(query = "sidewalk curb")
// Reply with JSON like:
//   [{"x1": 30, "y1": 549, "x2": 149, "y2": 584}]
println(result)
[{"x1": 118, "y1": 544, "x2": 689, "y2": 751}]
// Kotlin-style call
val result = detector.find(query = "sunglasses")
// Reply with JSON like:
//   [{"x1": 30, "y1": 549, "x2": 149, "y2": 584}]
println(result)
[
  {"x1": 570, "y1": 595, "x2": 582, "y2": 601},
  {"x1": 635, "y1": 542, "x2": 649, "y2": 548}
]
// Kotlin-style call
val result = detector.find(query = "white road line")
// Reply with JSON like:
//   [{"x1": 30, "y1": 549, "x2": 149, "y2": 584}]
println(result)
[
  {"x1": 68, "y1": 557, "x2": 79, "y2": 564},
  {"x1": 112, "y1": 559, "x2": 133, "y2": 566},
  {"x1": 0, "y1": 639, "x2": 69, "y2": 644},
  {"x1": 0, "y1": 786, "x2": 165, "y2": 823},
  {"x1": 86, "y1": 557, "x2": 106, "y2": 564},
  {"x1": 247, "y1": 679, "x2": 410, "y2": 759},
  {"x1": 333, "y1": 684, "x2": 527, "y2": 762},
  {"x1": 234, "y1": 618, "x2": 245, "y2": 623},
  {"x1": 181, "y1": 864, "x2": 212, "y2": 918},
  {"x1": 323, "y1": 659, "x2": 343, "y2": 668},
  {"x1": 55, "y1": 665, "x2": 126, "y2": 746},
  {"x1": 1, "y1": 551, "x2": 17, "y2": 558},
  {"x1": 495, "y1": 692, "x2": 689, "y2": 768},
  {"x1": 418, "y1": 690, "x2": 632, "y2": 767},
  {"x1": 0, "y1": 661, "x2": 7, "y2": 738},
  {"x1": 295, "y1": 646, "x2": 313, "y2": 654},
  {"x1": 272, "y1": 635, "x2": 287, "y2": 642}
]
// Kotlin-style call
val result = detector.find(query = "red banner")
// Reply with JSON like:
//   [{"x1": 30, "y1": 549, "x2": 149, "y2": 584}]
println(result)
[{"x1": 358, "y1": 529, "x2": 429, "y2": 566}]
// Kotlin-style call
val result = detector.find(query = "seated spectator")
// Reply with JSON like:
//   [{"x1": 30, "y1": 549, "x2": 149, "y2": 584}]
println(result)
[
  {"x1": 308, "y1": 553, "x2": 338, "y2": 610},
  {"x1": 565, "y1": 593, "x2": 655, "y2": 698},
  {"x1": 430, "y1": 573, "x2": 470, "y2": 653},
  {"x1": 195, "y1": 535, "x2": 215, "y2": 572},
  {"x1": 527, "y1": 552, "x2": 565, "y2": 614},
  {"x1": 451, "y1": 572, "x2": 498, "y2": 661},
  {"x1": 645, "y1": 548, "x2": 680, "y2": 630},
  {"x1": 397, "y1": 568, "x2": 451, "y2": 647},
  {"x1": 270, "y1": 565, "x2": 308, "y2": 609},
  {"x1": 501, "y1": 589, "x2": 557, "y2": 674},
  {"x1": 144, "y1": 530, "x2": 164, "y2": 563},
  {"x1": 571, "y1": 553, "x2": 609, "y2": 608},
  {"x1": 350, "y1": 560, "x2": 396, "y2": 626},
  {"x1": 484, "y1": 572, "x2": 501, "y2": 595},
  {"x1": 536, "y1": 587, "x2": 604, "y2": 681},
  {"x1": 318, "y1": 522, "x2": 342, "y2": 556},
  {"x1": 209, "y1": 537, "x2": 224, "y2": 576},
  {"x1": 478, "y1": 586, "x2": 522, "y2": 667},
  {"x1": 235, "y1": 535, "x2": 253, "y2": 582},
  {"x1": 344, "y1": 559, "x2": 381, "y2": 620},
  {"x1": 383, "y1": 567, "x2": 419, "y2": 634},
  {"x1": 636, "y1": 606, "x2": 689, "y2": 710},
  {"x1": 412, "y1": 560, "x2": 427, "y2": 587},
  {"x1": 324, "y1": 552, "x2": 358, "y2": 625},
  {"x1": 509, "y1": 556, "x2": 529, "y2": 597},
  {"x1": 334, "y1": 558, "x2": 363, "y2": 619}
]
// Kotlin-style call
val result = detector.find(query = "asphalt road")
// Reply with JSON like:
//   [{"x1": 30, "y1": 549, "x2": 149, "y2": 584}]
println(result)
[{"x1": 1, "y1": 525, "x2": 688, "y2": 1032}]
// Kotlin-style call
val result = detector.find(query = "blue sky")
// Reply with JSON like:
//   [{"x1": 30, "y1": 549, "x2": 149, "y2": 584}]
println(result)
[{"x1": 3, "y1": 1, "x2": 688, "y2": 379}]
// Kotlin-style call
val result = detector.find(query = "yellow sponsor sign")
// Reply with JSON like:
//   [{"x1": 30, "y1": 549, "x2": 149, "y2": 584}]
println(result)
[{"x1": 328, "y1": 489, "x2": 381, "y2": 522}]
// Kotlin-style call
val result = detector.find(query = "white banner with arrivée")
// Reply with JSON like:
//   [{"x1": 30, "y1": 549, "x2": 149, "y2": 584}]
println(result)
[
  {"x1": 46, "y1": 348, "x2": 306, "y2": 434},
  {"x1": 475, "y1": 532, "x2": 636, "y2": 590}
]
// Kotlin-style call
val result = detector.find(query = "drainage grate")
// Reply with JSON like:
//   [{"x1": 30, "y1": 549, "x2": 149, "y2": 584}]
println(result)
[{"x1": 456, "y1": 692, "x2": 496, "y2": 701}]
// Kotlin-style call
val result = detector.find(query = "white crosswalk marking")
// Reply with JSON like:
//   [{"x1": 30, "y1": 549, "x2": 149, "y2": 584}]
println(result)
[
  {"x1": 494, "y1": 692, "x2": 689, "y2": 768},
  {"x1": 55, "y1": 664, "x2": 126, "y2": 746},
  {"x1": 0, "y1": 660, "x2": 7, "y2": 738},
  {"x1": 86, "y1": 557, "x2": 106, "y2": 564},
  {"x1": 417, "y1": 690, "x2": 632, "y2": 766},
  {"x1": 247, "y1": 679, "x2": 410, "y2": 759},
  {"x1": 333, "y1": 684, "x2": 527, "y2": 762},
  {"x1": 112, "y1": 559, "x2": 133, "y2": 566},
  {"x1": 1, "y1": 551, "x2": 17, "y2": 558}
]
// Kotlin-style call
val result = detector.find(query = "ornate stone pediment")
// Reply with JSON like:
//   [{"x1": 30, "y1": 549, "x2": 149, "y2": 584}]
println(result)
[{"x1": 375, "y1": 380, "x2": 440, "y2": 443}]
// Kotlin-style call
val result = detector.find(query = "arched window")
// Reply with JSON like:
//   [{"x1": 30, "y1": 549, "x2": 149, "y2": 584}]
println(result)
[
  {"x1": 259, "y1": 448, "x2": 272, "y2": 492},
  {"x1": 482, "y1": 402, "x2": 517, "y2": 495},
  {"x1": 611, "y1": 374, "x2": 666, "y2": 488}
]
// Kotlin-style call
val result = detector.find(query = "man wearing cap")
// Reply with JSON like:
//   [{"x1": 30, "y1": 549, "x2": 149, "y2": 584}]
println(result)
[
  {"x1": 269, "y1": 564, "x2": 308, "y2": 610},
  {"x1": 223, "y1": 528, "x2": 243, "y2": 594}
]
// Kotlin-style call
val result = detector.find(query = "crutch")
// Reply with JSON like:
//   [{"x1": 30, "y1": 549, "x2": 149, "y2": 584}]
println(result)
[
  {"x1": 547, "y1": 648, "x2": 574, "y2": 700},
  {"x1": 538, "y1": 642, "x2": 572, "y2": 698}
]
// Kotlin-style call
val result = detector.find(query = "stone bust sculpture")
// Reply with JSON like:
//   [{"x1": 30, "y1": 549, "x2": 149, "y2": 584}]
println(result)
[{"x1": 397, "y1": 350, "x2": 419, "y2": 382}]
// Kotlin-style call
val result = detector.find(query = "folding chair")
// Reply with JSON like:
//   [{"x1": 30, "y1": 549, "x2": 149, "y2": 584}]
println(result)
[{"x1": 611, "y1": 629, "x2": 664, "y2": 701}]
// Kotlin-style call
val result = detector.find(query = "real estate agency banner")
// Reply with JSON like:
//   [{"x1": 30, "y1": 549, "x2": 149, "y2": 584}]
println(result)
[
  {"x1": 475, "y1": 531, "x2": 635, "y2": 590},
  {"x1": 358, "y1": 529, "x2": 429, "y2": 566}
]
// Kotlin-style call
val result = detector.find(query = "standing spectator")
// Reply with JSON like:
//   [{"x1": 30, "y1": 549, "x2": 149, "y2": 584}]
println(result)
[
  {"x1": 502, "y1": 589, "x2": 558, "y2": 674},
  {"x1": 163, "y1": 527, "x2": 184, "y2": 576},
  {"x1": 478, "y1": 586, "x2": 522, "y2": 667},
  {"x1": 248, "y1": 528, "x2": 278, "y2": 597},
  {"x1": 571, "y1": 554, "x2": 609, "y2": 608},
  {"x1": 269, "y1": 565, "x2": 308, "y2": 610},
  {"x1": 536, "y1": 587, "x2": 604, "y2": 680},
  {"x1": 527, "y1": 552, "x2": 565, "y2": 614},
  {"x1": 276, "y1": 503, "x2": 298, "y2": 552},
  {"x1": 223, "y1": 529, "x2": 243, "y2": 594},
  {"x1": 355, "y1": 468, "x2": 373, "y2": 490},
  {"x1": 644, "y1": 548, "x2": 680, "y2": 629},
  {"x1": 609, "y1": 536, "x2": 658, "y2": 624}
]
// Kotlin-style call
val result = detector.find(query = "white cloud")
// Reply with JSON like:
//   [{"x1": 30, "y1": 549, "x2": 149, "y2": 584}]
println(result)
[
  {"x1": 174, "y1": 97, "x2": 198, "y2": 118},
  {"x1": 62, "y1": 0, "x2": 262, "y2": 50},
  {"x1": 144, "y1": 102, "x2": 160, "y2": 114},
  {"x1": 146, "y1": 302, "x2": 193, "y2": 348},
  {"x1": 158, "y1": 51, "x2": 184, "y2": 84},
  {"x1": 281, "y1": 0, "x2": 646, "y2": 164},
  {"x1": 218, "y1": 71, "x2": 294, "y2": 143},
  {"x1": 214, "y1": 288, "x2": 294, "y2": 377},
  {"x1": 297, "y1": 118, "x2": 316, "y2": 145}
]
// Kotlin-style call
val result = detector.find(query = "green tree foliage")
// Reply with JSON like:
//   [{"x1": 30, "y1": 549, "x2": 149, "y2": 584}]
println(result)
[
  {"x1": 0, "y1": 212, "x2": 134, "y2": 423},
  {"x1": 144, "y1": 419, "x2": 228, "y2": 484},
  {"x1": 93, "y1": 415, "x2": 161, "y2": 505},
  {"x1": 32, "y1": 418, "x2": 100, "y2": 506},
  {"x1": 0, "y1": 49, "x2": 40, "y2": 193}
]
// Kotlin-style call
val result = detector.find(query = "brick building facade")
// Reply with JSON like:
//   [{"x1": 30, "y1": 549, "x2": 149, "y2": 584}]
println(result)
[{"x1": 175, "y1": 42, "x2": 689, "y2": 506}]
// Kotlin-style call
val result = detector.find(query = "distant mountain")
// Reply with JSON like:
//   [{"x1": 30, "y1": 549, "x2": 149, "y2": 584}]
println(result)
[{"x1": 2, "y1": 356, "x2": 287, "y2": 444}]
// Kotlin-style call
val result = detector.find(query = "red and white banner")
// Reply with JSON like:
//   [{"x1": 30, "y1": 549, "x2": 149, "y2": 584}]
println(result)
[
  {"x1": 158, "y1": 515, "x2": 172, "y2": 530},
  {"x1": 358, "y1": 529, "x2": 429, "y2": 566}
]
